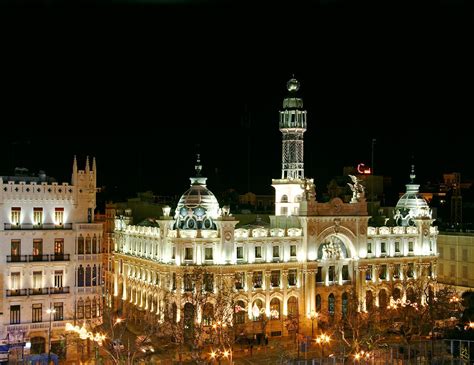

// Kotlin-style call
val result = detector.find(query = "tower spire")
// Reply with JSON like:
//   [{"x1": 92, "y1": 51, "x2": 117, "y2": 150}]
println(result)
[
  {"x1": 92, "y1": 157, "x2": 97, "y2": 174},
  {"x1": 410, "y1": 164, "x2": 416, "y2": 183},
  {"x1": 279, "y1": 76, "x2": 307, "y2": 179},
  {"x1": 195, "y1": 153, "x2": 202, "y2": 177},
  {"x1": 85, "y1": 156, "x2": 90, "y2": 173},
  {"x1": 73, "y1": 155, "x2": 77, "y2": 173}
]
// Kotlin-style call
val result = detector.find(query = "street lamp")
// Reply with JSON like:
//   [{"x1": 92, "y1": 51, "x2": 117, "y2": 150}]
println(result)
[
  {"x1": 309, "y1": 310, "x2": 318, "y2": 338},
  {"x1": 46, "y1": 307, "x2": 56, "y2": 359},
  {"x1": 315, "y1": 333, "x2": 330, "y2": 361}
]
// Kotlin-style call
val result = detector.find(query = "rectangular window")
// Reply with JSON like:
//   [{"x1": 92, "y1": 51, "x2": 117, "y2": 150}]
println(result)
[
  {"x1": 172, "y1": 273, "x2": 176, "y2": 290},
  {"x1": 55, "y1": 207, "x2": 64, "y2": 225},
  {"x1": 450, "y1": 247, "x2": 456, "y2": 260},
  {"x1": 366, "y1": 265, "x2": 372, "y2": 281},
  {"x1": 342, "y1": 265, "x2": 349, "y2": 281},
  {"x1": 33, "y1": 207, "x2": 43, "y2": 226},
  {"x1": 393, "y1": 264, "x2": 401, "y2": 279},
  {"x1": 54, "y1": 239, "x2": 64, "y2": 255},
  {"x1": 395, "y1": 241, "x2": 400, "y2": 253},
  {"x1": 185, "y1": 247, "x2": 193, "y2": 260},
  {"x1": 273, "y1": 246, "x2": 280, "y2": 258},
  {"x1": 11, "y1": 240, "x2": 21, "y2": 256},
  {"x1": 379, "y1": 265, "x2": 387, "y2": 280},
  {"x1": 10, "y1": 305, "x2": 20, "y2": 324},
  {"x1": 316, "y1": 269, "x2": 322, "y2": 283},
  {"x1": 407, "y1": 263, "x2": 414, "y2": 278},
  {"x1": 33, "y1": 271, "x2": 42, "y2": 289},
  {"x1": 408, "y1": 241, "x2": 414, "y2": 253},
  {"x1": 290, "y1": 245, "x2": 297, "y2": 257},
  {"x1": 205, "y1": 247, "x2": 213, "y2": 260},
  {"x1": 235, "y1": 272, "x2": 244, "y2": 290},
  {"x1": 11, "y1": 207, "x2": 21, "y2": 225},
  {"x1": 236, "y1": 246, "x2": 243, "y2": 259},
  {"x1": 54, "y1": 271, "x2": 63, "y2": 288},
  {"x1": 255, "y1": 246, "x2": 262, "y2": 259},
  {"x1": 271, "y1": 270, "x2": 280, "y2": 287},
  {"x1": 33, "y1": 239, "x2": 43, "y2": 256},
  {"x1": 288, "y1": 269, "x2": 297, "y2": 286},
  {"x1": 328, "y1": 266, "x2": 335, "y2": 282},
  {"x1": 184, "y1": 274, "x2": 193, "y2": 291},
  {"x1": 171, "y1": 246, "x2": 176, "y2": 260},
  {"x1": 54, "y1": 303, "x2": 63, "y2": 321},
  {"x1": 253, "y1": 271, "x2": 263, "y2": 288},
  {"x1": 280, "y1": 207, "x2": 288, "y2": 215},
  {"x1": 11, "y1": 272, "x2": 20, "y2": 290},
  {"x1": 204, "y1": 273, "x2": 214, "y2": 292},
  {"x1": 32, "y1": 303, "x2": 42, "y2": 323},
  {"x1": 463, "y1": 249, "x2": 468, "y2": 262},
  {"x1": 367, "y1": 242, "x2": 372, "y2": 254},
  {"x1": 380, "y1": 242, "x2": 386, "y2": 255},
  {"x1": 77, "y1": 301, "x2": 84, "y2": 319}
]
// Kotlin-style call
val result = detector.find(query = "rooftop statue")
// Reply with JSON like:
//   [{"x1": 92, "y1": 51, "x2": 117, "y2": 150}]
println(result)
[{"x1": 347, "y1": 175, "x2": 366, "y2": 203}]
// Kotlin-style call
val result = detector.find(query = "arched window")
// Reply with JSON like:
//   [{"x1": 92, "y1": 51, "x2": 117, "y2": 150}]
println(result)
[
  {"x1": 78, "y1": 235, "x2": 84, "y2": 254},
  {"x1": 270, "y1": 298, "x2": 280, "y2": 319},
  {"x1": 92, "y1": 235, "x2": 97, "y2": 254},
  {"x1": 92, "y1": 297, "x2": 97, "y2": 318},
  {"x1": 281, "y1": 195, "x2": 288, "y2": 203},
  {"x1": 85, "y1": 298, "x2": 91, "y2": 319},
  {"x1": 379, "y1": 289, "x2": 388, "y2": 309},
  {"x1": 77, "y1": 299, "x2": 84, "y2": 319},
  {"x1": 288, "y1": 297, "x2": 298, "y2": 318},
  {"x1": 253, "y1": 299, "x2": 264, "y2": 321},
  {"x1": 86, "y1": 236, "x2": 92, "y2": 254},
  {"x1": 316, "y1": 294, "x2": 322, "y2": 312},
  {"x1": 342, "y1": 292, "x2": 349, "y2": 318},
  {"x1": 92, "y1": 265, "x2": 97, "y2": 286},
  {"x1": 366, "y1": 290, "x2": 373, "y2": 311},
  {"x1": 202, "y1": 303, "x2": 214, "y2": 326},
  {"x1": 393, "y1": 287, "x2": 401, "y2": 300},
  {"x1": 183, "y1": 303, "x2": 195, "y2": 340},
  {"x1": 86, "y1": 265, "x2": 92, "y2": 287},
  {"x1": 78, "y1": 265, "x2": 84, "y2": 287},
  {"x1": 234, "y1": 301, "x2": 246, "y2": 325},
  {"x1": 328, "y1": 294, "x2": 335, "y2": 316}
]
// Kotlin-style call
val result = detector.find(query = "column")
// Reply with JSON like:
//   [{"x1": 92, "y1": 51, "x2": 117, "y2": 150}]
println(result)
[
  {"x1": 282, "y1": 270, "x2": 288, "y2": 316},
  {"x1": 265, "y1": 271, "x2": 271, "y2": 316}
]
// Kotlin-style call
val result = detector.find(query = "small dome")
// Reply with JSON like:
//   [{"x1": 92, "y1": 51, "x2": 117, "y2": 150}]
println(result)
[
  {"x1": 174, "y1": 176, "x2": 220, "y2": 230},
  {"x1": 394, "y1": 183, "x2": 431, "y2": 226},
  {"x1": 287, "y1": 78, "x2": 300, "y2": 92}
]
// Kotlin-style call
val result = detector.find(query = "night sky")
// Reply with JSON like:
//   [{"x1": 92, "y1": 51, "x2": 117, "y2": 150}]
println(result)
[{"x1": 1, "y1": 1, "x2": 472, "y2": 203}]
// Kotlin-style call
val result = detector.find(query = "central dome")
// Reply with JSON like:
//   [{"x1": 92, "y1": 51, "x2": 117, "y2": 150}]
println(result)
[{"x1": 175, "y1": 176, "x2": 220, "y2": 230}]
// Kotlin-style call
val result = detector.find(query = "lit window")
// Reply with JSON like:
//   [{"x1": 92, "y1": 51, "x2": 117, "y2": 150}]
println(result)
[
  {"x1": 11, "y1": 207, "x2": 21, "y2": 225},
  {"x1": 33, "y1": 239, "x2": 43, "y2": 257},
  {"x1": 54, "y1": 239, "x2": 64, "y2": 255},
  {"x1": 11, "y1": 239, "x2": 21, "y2": 256},
  {"x1": 55, "y1": 208, "x2": 64, "y2": 225},
  {"x1": 33, "y1": 207, "x2": 43, "y2": 226},
  {"x1": 366, "y1": 266, "x2": 372, "y2": 281}
]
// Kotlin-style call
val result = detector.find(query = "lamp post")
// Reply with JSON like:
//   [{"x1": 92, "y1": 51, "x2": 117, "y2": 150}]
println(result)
[
  {"x1": 46, "y1": 307, "x2": 56, "y2": 360},
  {"x1": 315, "y1": 333, "x2": 330, "y2": 362}
]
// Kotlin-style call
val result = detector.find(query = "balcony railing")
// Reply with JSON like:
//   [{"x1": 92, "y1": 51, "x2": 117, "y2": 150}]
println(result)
[
  {"x1": 6, "y1": 289, "x2": 28, "y2": 297},
  {"x1": 28, "y1": 288, "x2": 49, "y2": 296},
  {"x1": 4, "y1": 223, "x2": 72, "y2": 230},
  {"x1": 49, "y1": 286, "x2": 70, "y2": 294},
  {"x1": 7, "y1": 255, "x2": 27, "y2": 263},
  {"x1": 28, "y1": 254, "x2": 49, "y2": 262},
  {"x1": 7, "y1": 254, "x2": 70, "y2": 263},
  {"x1": 50, "y1": 254, "x2": 70, "y2": 261}
]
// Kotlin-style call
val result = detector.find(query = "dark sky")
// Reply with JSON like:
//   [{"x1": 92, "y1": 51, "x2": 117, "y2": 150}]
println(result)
[{"x1": 1, "y1": 0, "x2": 472, "y2": 201}]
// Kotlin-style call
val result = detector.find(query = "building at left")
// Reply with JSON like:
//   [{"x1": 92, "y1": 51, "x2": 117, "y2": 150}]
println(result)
[{"x1": 0, "y1": 157, "x2": 103, "y2": 358}]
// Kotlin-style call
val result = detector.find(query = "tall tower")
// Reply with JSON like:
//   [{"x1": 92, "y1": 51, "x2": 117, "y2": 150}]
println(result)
[
  {"x1": 280, "y1": 77, "x2": 307, "y2": 179},
  {"x1": 272, "y1": 77, "x2": 309, "y2": 217}
]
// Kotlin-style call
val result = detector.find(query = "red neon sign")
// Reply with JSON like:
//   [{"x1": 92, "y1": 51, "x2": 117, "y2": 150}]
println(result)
[{"x1": 357, "y1": 163, "x2": 372, "y2": 175}]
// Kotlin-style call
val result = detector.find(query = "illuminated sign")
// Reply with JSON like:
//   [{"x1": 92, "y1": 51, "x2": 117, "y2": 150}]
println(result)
[{"x1": 357, "y1": 163, "x2": 372, "y2": 175}]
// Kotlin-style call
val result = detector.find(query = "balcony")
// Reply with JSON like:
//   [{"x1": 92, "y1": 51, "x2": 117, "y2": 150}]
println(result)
[
  {"x1": 4, "y1": 223, "x2": 72, "y2": 230},
  {"x1": 49, "y1": 286, "x2": 70, "y2": 294},
  {"x1": 28, "y1": 254, "x2": 49, "y2": 262},
  {"x1": 6, "y1": 289, "x2": 28, "y2": 297},
  {"x1": 50, "y1": 254, "x2": 70, "y2": 261},
  {"x1": 28, "y1": 288, "x2": 49, "y2": 296},
  {"x1": 7, "y1": 255, "x2": 27, "y2": 263},
  {"x1": 74, "y1": 223, "x2": 103, "y2": 231}
]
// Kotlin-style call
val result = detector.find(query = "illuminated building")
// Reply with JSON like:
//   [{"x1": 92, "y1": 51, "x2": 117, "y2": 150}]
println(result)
[
  {"x1": 0, "y1": 158, "x2": 103, "y2": 356},
  {"x1": 112, "y1": 78, "x2": 438, "y2": 338}
]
